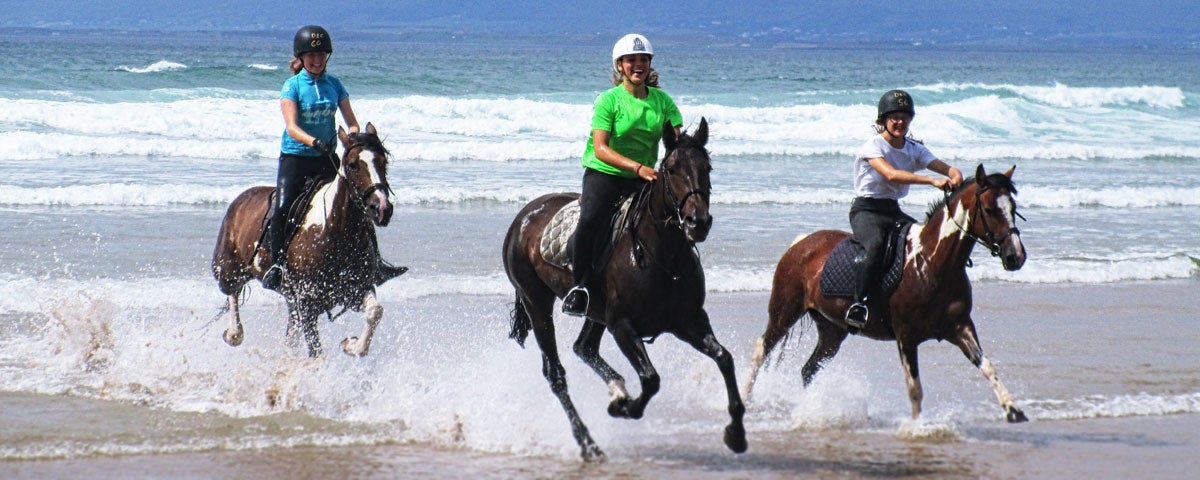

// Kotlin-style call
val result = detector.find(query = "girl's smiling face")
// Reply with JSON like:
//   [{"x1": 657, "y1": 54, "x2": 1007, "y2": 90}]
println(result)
[
  {"x1": 618, "y1": 54, "x2": 652, "y2": 85},
  {"x1": 300, "y1": 51, "x2": 328, "y2": 76}
]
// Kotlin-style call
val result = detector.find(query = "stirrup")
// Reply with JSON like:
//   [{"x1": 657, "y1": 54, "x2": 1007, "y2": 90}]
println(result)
[
  {"x1": 845, "y1": 302, "x2": 868, "y2": 328},
  {"x1": 375, "y1": 259, "x2": 409, "y2": 286},
  {"x1": 262, "y1": 264, "x2": 285, "y2": 291},
  {"x1": 561, "y1": 286, "x2": 590, "y2": 317}
]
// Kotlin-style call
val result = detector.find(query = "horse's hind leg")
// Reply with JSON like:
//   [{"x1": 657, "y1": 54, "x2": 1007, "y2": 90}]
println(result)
[
  {"x1": 572, "y1": 320, "x2": 630, "y2": 410},
  {"x1": 673, "y1": 309, "x2": 748, "y2": 454},
  {"x1": 223, "y1": 292, "x2": 244, "y2": 347},
  {"x1": 801, "y1": 314, "x2": 850, "y2": 386},
  {"x1": 950, "y1": 322, "x2": 1028, "y2": 423},
  {"x1": 341, "y1": 291, "x2": 382, "y2": 357},
  {"x1": 743, "y1": 277, "x2": 808, "y2": 401},
  {"x1": 525, "y1": 296, "x2": 604, "y2": 462},
  {"x1": 896, "y1": 338, "x2": 924, "y2": 419}
]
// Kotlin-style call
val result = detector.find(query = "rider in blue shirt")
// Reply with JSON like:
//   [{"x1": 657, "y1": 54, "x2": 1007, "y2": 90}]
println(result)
[{"x1": 262, "y1": 25, "x2": 405, "y2": 290}]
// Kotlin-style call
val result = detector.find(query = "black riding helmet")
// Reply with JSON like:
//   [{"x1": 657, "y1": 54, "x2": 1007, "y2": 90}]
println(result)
[
  {"x1": 876, "y1": 89, "x2": 915, "y2": 124},
  {"x1": 293, "y1": 25, "x2": 333, "y2": 57}
]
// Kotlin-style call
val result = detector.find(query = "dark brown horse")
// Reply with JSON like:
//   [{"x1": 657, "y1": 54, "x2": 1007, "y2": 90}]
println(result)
[
  {"x1": 502, "y1": 118, "x2": 746, "y2": 461},
  {"x1": 212, "y1": 123, "x2": 394, "y2": 357},
  {"x1": 743, "y1": 165, "x2": 1029, "y2": 423}
]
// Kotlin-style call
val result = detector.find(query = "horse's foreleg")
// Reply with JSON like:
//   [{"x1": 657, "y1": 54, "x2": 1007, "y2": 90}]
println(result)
[
  {"x1": 951, "y1": 323, "x2": 1028, "y2": 423},
  {"x1": 572, "y1": 320, "x2": 629, "y2": 408},
  {"x1": 801, "y1": 315, "x2": 849, "y2": 386},
  {"x1": 527, "y1": 299, "x2": 604, "y2": 462},
  {"x1": 607, "y1": 319, "x2": 658, "y2": 420},
  {"x1": 896, "y1": 339, "x2": 923, "y2": 419},
  {"x1": 674, "y1": 311, "x2": 748, "y2": 454},
  {"x1": 341, "y1": 291, "x2": 383, "y2": 357},
  {"x1": 222, "y1": 293, "x2": 244, "y2": 347}
]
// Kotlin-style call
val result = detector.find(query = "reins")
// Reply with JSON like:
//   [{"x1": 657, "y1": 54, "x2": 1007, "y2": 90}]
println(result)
[
  {"x1": 627, "y1": 146, "x2": 710, "y2": 278},
  {"x1": 330, "y1": 136, "x2": 392, "y2": 218}
]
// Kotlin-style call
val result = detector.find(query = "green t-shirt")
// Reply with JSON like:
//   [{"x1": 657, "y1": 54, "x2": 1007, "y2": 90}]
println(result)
[{"x1": 581, "y1": 85, "x2": 683, "y2": 177}]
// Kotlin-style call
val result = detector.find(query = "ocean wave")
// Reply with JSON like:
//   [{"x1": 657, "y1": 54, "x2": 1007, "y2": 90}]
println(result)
[
  {"x1": 916, "y1": 82, "x2": 1186, "y2": 109},
  {"x1": 117, "y1": 60, "x2": 188, "y2": 74},
  {"x1": 1025, "y1": 392, "x2": 1200, "y2": 420},
  {"x1": 5, "y1": 182, "x2": 1195, "y2": 209},
  {"x1": 247, "y1": 63, "x2": 279, "y2": 71},
  {"x1": 3, "y1": 90, "x2": 1198, "y2": 163}
]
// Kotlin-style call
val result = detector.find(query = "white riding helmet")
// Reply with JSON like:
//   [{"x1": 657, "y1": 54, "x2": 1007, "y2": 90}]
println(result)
[{"x1": 611, "y1": 33, "x2": 654, "y2": 74}]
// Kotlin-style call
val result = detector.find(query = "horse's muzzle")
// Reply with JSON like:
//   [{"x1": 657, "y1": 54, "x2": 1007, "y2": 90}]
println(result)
[
  {"x1": 684, "y1": 212, "x2": 713, "y2": 243},
  {"x1": 1000, "y1": 237, "x2": 1026, "y2": 271},
  {"x1": 367, "y1": 190, "x2": 392, "y2": 227}
]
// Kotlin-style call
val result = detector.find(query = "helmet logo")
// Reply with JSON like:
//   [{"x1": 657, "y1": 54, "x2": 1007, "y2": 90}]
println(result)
[
  {"x1": 632, "y1": 38, "x2": 645, "y2": 52},
  {"x1": 894, "y1": 92, "x2": 909, "y2": 106}
]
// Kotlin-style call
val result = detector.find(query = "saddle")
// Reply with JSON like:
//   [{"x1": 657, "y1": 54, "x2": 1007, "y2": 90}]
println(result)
[
  {"x1": 539, "y1": 196, "x2": 636, "y2": 270},
  {"x1": 819, "y1": 223, "x2": 911, "y2": 299},
  {"x1": 255, "y1": 176, "x2": 330, "y2": 262}
]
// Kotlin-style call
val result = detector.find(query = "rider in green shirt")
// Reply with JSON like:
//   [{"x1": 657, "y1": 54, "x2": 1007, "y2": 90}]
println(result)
[{"x1": 562, "y1": 33, "x2": 683, "y2": 316}]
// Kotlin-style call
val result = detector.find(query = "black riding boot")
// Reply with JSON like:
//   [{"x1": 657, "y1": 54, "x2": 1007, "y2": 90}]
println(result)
[
  {"x1": 262, "y1": 217, "x2": 287, "y2": 291},
  {"x1": 374, "y1": 256, "x2": 408, "y2": 286}
]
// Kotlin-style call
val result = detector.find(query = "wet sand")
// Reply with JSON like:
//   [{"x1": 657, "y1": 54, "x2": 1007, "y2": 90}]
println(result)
[{"x1": 3, "y1": 280, "x2": 1198, "y2": 479}]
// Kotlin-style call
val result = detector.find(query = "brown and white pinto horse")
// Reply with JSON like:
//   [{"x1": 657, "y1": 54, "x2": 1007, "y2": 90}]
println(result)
[
  {"x1": 212, "y1": 123, "x2": 394, "y2": 358},
  {"x1": 743, "y1": 165, "x2": 1029, "y2": 423},
  {"x1": 502, "y1": 119, "x2": 747, "y2": 461}
]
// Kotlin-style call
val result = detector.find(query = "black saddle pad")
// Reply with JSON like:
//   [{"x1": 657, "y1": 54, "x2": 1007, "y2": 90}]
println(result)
[{"x1": 819, "y1": 224, "x2": 909, "y2": 298}]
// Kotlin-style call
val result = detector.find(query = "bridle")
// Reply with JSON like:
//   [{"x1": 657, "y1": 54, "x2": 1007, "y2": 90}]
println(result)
[
  {"x1": 944, "y1": 183, "x2": 1025, "y2": 257},
  {"x1": 641, "y1": 146, "x2": 710, "y2": 232},
  {"x1": 330, "y1": 135, "x2": 392, "y2": 216}
]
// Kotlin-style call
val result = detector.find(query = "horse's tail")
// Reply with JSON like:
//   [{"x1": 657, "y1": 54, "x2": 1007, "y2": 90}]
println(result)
[{"x1": 508, "y1": 294, "x2": 532, "y2": 348}]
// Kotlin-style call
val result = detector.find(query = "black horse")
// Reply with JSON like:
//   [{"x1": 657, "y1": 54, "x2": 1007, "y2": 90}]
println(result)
[{"x1": 501, "y1": 118, "x2": 746, "y2": 461}]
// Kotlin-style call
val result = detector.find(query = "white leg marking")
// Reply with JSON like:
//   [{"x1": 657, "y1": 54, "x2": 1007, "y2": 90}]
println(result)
[
  {"x1": 608, "y1": 379, "x2": 629, "y2": 403},
  {"x1": 342, "y1": 291, "x2": 383, "y2": 357},
  {"x1": 223, "y1": 294, "x2": 244, "y2": 347},
  {"x1": 979, "y1": 357, "x2": 1016, "y2": 409},
  {"x1": 743, "y1": 336, "x2": 766, "y2": 402},
  {"x1": 900, "y1": 352, "x2": 923, "y2": 419}
]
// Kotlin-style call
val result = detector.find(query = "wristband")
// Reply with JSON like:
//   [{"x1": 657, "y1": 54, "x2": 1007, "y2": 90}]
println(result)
[{"x1": 635, "y1": 164, "x2": 643, "y2": 175}]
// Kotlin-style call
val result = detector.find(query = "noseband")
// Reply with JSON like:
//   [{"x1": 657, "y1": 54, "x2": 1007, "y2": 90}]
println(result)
[{"x1": 945, "y1": 185, "x2": 1024, "y2": 257}]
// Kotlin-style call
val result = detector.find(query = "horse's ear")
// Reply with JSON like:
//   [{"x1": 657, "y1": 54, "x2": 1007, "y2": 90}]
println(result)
[
  {"x1": 1004, "y1": 164, "x2": 1016, "y2": 178},
  {"x1": 694, "y1": 117, "x2": 709, "y2": 147},
  {"x1": 975, "y1": 164, "x2": 987, "y2": 187},
  {"x1": 366, "y1": 122, "x2": 377, "y2": 136},
  {"x1": 338, "y1": 126, "x2": 349, "y2": 147},
  {"x1": 662, "y1": 121, "x2": 678, "y2": 151}
]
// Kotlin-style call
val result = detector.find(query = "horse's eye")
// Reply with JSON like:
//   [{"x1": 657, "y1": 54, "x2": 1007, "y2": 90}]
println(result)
[{"x1": 347, "y1": 161, "x2": 359, "y2": 171}]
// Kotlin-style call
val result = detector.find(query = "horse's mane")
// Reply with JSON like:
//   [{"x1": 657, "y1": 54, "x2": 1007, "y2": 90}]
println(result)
[{"x1": 924, "y1": 172, "x2": 1018, "y2": 221}]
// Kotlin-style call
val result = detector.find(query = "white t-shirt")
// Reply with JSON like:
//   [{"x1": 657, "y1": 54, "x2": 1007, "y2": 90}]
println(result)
[{"x1": 853, "y1": 135, "x2": 937, "y2": 199}]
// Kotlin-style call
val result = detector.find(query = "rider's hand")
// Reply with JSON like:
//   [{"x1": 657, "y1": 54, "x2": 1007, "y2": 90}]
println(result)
[{"x1": 311, "y1": 138, "x2": 335, "y2": 157}]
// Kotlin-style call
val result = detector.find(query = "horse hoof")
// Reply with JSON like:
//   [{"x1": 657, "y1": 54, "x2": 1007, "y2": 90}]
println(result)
[
  {"x1": 607, "y1": 397, "x2": 633, "y2": 418},
  {"x1": 1007, "y1": 407, "x2": 1029, "y2": 423},
  {"x1": 223, "y1": 329, "x2": 243, "y2": 347},
  {"x1": 724, "y1": 424, "x2": 748, "y2": 453},
  {"x1": 581, "y1": 444, "x2": 606, "y2": 463},
  {"x1": 340, "y1": 337, "x2": 368, "y2": 357}
]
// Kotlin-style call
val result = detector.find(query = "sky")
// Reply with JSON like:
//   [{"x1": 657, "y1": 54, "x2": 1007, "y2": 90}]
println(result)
[{"x1": 2, "y1": 0, "x2": 1194, "y2": 47}]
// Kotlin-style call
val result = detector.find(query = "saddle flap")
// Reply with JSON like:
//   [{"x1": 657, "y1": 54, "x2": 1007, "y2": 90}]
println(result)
[
  {"x1": 539, "y1": 196, "x2": 636, "y2": 270},
  {"x1": 818, "y1": 224, "x2": 910, "y2": 298}
]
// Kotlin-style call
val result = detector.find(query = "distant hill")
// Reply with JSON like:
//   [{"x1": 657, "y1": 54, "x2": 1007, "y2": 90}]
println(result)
[{"x1": 2, "y1": 0, "x2": 1195, "y2": 48}]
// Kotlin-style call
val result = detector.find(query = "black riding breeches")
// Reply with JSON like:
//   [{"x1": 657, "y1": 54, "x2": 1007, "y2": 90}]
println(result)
[
  {"x1": 267, "y1": 153, "x2": 337, "y2": 262},
  {"x1": 571, "y1": 168, "x2": 642, "y2": 287},
  {"x1": 849, "y1": 197, "x2": 915, "y2": 302}
]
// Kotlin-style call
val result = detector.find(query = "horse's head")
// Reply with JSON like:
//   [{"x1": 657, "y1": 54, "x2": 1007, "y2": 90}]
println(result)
[
  {"x1": 337, "y1": 122, "x2": 393, "y2": 227},
  {"x1": 959, "y1": 164, "x2": 1027, "y2": 271},
  {"x1": 659, "y1": 117, "x2": 713, "y2": 243}
]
